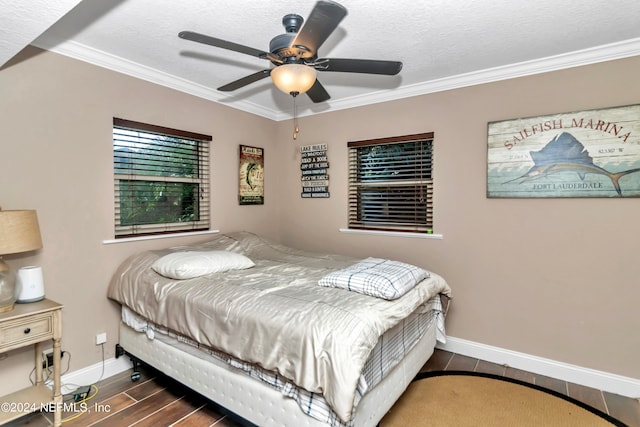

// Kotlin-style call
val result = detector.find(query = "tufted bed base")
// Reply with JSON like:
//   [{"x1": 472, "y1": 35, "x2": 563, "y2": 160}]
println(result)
[{"x1": 117, "y1": 318, "x2": 438, "y2": 427}]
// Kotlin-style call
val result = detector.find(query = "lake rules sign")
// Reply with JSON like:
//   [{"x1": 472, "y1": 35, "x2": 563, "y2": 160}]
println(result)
[{"x1": 301, "y1": 144, "x2": 329, "y2": 198}]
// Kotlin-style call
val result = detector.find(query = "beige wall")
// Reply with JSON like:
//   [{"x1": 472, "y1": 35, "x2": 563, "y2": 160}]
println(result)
[
  {"x1": 273, "y1": 56, "x2": 640, "y2": 380},
  {"x1": 0, "y1": 47, "x2": 279, "y2": 395},
  {"x1": 0, "y1": 46, "x2": 638, "y2": 396}
]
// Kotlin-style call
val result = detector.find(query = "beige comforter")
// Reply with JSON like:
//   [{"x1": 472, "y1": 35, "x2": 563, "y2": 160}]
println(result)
[{"x1": 107, "y1": 232, "x2": 451, "y2": 422}]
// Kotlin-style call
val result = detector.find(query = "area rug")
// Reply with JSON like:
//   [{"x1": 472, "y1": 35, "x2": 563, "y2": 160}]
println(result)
[{"x1": 380, "y1": 371, "x2": 626, "y2": 427}]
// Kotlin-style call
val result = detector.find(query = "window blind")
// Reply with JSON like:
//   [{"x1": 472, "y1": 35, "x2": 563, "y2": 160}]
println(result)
[
  {"x1": 348, "y1": 133, "x2": 434, "y2": 233},
  {"x1": 113, "y1": 118, "x2": 211, "y2": 238}
]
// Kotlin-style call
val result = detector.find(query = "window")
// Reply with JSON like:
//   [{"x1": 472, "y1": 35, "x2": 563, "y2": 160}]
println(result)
[
  {"x1": 113, "y1": 118, "x2": 211, "y2": 238},
  {"x1": 348, "y1": 133, "x2": 434, "y2": 233}
]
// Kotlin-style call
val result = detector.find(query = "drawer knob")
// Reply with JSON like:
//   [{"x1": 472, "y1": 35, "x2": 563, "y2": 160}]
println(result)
[{"x1": 24, "y1": 327, "x2": 31, "y2": 334}]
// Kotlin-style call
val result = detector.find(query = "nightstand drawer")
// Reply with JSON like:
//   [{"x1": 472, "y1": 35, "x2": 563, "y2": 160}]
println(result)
[{"x1": 0, "y1": 312, "x2": 53, "y2": 352}]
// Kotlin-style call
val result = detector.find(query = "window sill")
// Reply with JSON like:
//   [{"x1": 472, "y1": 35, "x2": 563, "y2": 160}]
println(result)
[
  {"x1": 339, "y1": 228, "x2": 443, "y2": 239},
  {"x1": 102, "y1": 229, "x2": 220, "y2": 245}
]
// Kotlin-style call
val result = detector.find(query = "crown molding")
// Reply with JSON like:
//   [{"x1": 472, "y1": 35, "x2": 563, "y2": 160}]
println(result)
[
  {"x1": 311, "y1": 37, "x2": 640, "y2": 119},
  {"x1": 32, "y1": 39, "x2": 280, "y2": 120},
  {"x1": 33, "y1": 37, "x2": 640, "y2": 122}
]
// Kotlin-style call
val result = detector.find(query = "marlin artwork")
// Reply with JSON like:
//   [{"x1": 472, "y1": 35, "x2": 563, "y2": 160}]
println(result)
[{"x1": 505, "y1": 132, "x2": 640, "y2": 196}]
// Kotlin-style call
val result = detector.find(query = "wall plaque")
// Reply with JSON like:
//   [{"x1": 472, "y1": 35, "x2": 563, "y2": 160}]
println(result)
[
  {"x1": 239, "y1": 145, "x2": 264, "y2": 205},
  {"x1": 487, "y1": 104, "x2": 640, "y2": 198},
  {"x1": 301, "y1": 144, "x2": 329, "y2": 198}
]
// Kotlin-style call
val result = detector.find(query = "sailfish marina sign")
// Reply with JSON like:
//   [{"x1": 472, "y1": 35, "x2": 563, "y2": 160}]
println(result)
[{"x1": 487, "y1": 104, "x2": 640, "y2": 198}]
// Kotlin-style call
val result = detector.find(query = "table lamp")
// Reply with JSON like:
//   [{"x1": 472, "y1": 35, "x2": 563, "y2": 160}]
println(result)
[{"x1": 0, "y1": 209, "x2": 43, "y2": 312}]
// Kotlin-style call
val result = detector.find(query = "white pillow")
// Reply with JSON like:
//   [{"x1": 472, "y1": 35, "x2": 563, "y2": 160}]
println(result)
[
  {"x1": 151, "y1": 250, "x2": 255, "y2": 279},
  {"x1": 318, "y1": 257, "x2": 429, "y2": 300}
]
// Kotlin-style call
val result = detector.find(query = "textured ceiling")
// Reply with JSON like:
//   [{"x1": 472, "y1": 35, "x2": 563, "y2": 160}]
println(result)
[
  {"x1": 5, "y1": 0, "x2": 640, "y2": 120},
  {"x1": 0, "y1": 0, "x2": 82, "y2": 66}
]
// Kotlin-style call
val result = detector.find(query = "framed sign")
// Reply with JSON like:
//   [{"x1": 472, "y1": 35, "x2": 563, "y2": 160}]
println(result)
[
  {"x1": 487, "y1": 104, "x2": 640, "y2": 198},
  {"x1": 300, "y1": 144, "x2": 329, "y2": 198},
  {"x1": 239, "y1": 145, "x2": 264, "y2": 205}
]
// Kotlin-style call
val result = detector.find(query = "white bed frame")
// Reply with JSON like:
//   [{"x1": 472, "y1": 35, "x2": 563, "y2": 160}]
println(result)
[{"x1": 118, "y1": 318, "x2": 438, "y2": 427}]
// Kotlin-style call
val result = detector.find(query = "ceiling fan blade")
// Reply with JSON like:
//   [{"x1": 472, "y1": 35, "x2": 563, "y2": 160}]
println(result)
[
  {"x1": 317, "y1": 58, "x2": 403, "y2": 75},
  {"x1": 292, "y1": 0, "x2": 347, "y2": 57},
  {"x1": 306, "y1": 79, "x2": 331, "y2": 103},
  {"x1": 217, "y1": 69, "x2": 271, "y2": 92},
  {"x1": 179, "y1": 31, "x2": 271, "y2": 59}
]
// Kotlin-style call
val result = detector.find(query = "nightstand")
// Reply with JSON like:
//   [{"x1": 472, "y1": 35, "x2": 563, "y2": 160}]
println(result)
[{"x1": 0, "y1": 299, "x2": 62, "y2": 426}]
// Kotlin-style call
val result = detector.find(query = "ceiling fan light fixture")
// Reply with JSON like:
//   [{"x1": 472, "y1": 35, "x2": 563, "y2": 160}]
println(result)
[{"x1": 271, "y1": 64, "x2": 317, "y2": 95}]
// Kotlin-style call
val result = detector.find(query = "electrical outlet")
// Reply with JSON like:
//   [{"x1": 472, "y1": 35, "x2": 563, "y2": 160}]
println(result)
[
  {"x1": 42, "y1": 349, "x2": 54, "y2": 369},
  {"x1": 96, "y1": 332, "x2": 107, "y2": 345}
]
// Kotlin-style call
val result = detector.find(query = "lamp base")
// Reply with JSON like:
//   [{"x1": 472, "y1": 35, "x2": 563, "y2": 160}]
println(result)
[
  {"x1": 0, "y1": 262, "x2": 16, "y2": 313},
  {"x1": 0, "y1": 302, "x2": 14, "y2": 313}
]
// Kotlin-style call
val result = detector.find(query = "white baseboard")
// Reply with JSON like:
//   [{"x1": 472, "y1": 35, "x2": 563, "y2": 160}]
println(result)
[
  {"x1": 52, "y1": 336, "x2": 640, "y2": 400},
  {"x1": 438, "y1": 336, "x2": 640, "y2": 399},
  {"x1": 56, "y1": 356, "x2": 132, "y2": 395}
]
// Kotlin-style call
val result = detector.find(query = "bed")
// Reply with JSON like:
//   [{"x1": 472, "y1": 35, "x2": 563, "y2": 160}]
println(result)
[{"x1": 107, "y1": 232, "x2": 451, "y2": 427}]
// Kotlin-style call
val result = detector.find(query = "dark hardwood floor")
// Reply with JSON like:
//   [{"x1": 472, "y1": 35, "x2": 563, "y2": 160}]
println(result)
[{"x1": 7, "y1": 349, "x2": 639, "y2": 426}]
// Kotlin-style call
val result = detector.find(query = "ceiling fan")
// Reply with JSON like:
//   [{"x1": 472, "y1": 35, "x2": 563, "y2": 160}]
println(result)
[{"x1": 178, "y1": 0, "x2": 402, "y2": 103}]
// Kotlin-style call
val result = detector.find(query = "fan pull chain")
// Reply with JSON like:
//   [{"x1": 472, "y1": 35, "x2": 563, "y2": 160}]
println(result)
[{"x1": 292, "y1": 92, "x2": 300, "y2": 140}]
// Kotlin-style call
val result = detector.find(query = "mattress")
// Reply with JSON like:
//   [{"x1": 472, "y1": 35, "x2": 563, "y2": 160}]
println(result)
[
  {"x1": 121, "y1": 295, "x2": 445, "y2": 426},
  {"x1": 118, "y1": 311, "x2": 440, "y2": 427}
]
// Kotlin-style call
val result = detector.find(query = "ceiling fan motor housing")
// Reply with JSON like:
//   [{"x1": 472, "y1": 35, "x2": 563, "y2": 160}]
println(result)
[{"x1": 269, "y1": 14, "x2": 315, "y2": 64}]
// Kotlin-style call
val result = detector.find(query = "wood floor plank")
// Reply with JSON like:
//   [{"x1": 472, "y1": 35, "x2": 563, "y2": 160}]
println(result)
[
  {"x1": 503, "y1": 366, "x2": 536, "y2": 384},
  {"x1": 171, "y1": 404, "x2": 224, "y2": 427},
  {"x1": 62, "y1": 393, "x2": 137, "y2": 427},
  {"x1": 475, "y1": 360, "x2": 505, "y2": 376},
  {"x1": 535, "y1": 374, "x2": 568, "y2": 396},
  {"x1": 445, "y1": 353, "x2": 478, "y2": 371},
  {"x1": 93, "y1": 368, "x2": 155, "y2": 400},
  {"x1": 567, "y1": 382, "x2": 607, "y2": 414},
  {"x1": 134, "y1": 394, "x2": 211, "y2": 427},
  {"x1": 420, "y1": 349, "x2": 453, "y2": 372},
  {"x1": 603, "y1": 391, "x2": 640, "y2": 427},
  {"x1": 124, "y1": 377, "x2": 168, "y2": 401},
  {"x1": 90, "y1": 388, "x2": 183, "y2": 427}
]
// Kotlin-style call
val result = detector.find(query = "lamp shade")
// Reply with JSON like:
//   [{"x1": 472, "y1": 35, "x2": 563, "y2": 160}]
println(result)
[
  {"x1": 271, "y1": 64, "x2": 317, "y2": 95},
  {"x1": 0, "y1": 210, "x2": 42, "y2": 312},
  {"x1": 0, "y1": 210, "x2": 43, "y2": 256}
]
